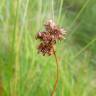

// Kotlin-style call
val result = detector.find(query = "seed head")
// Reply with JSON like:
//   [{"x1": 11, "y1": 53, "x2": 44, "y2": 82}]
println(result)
[{"x1": 36, "y1": 19, "x2": 66, "y2": 56}]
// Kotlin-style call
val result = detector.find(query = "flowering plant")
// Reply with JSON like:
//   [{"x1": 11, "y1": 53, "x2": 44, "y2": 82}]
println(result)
[{"x1": 36, "y1": 20, "x2": 66, "y2": 96}]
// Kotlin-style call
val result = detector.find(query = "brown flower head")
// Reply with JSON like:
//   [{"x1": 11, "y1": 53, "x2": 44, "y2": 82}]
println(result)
[{"x1": 36, "y1": 19, "x2": 66, "y2": 56}]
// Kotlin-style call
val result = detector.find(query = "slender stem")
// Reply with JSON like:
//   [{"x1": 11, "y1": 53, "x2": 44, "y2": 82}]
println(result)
[
  {"x1": 0, "y1": 79, "x2": 3, "y2": 96},
  {"x1": 51, "y1": 48, "x2": 59, "y2": 96}
]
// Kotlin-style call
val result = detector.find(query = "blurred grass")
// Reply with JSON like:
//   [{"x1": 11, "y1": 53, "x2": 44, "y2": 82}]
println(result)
[{"x1": 0, "y1": 0, "x2": 96, "y2": 96}]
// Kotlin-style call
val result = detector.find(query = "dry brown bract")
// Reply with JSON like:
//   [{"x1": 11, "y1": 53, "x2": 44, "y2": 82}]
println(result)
[{"x1": 36, "y1": 19, "x2": 66, "y2": 56}]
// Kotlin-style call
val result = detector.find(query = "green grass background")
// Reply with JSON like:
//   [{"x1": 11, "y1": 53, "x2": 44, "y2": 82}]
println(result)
[{"x1": 0, "y1": 0, "x2": 96, "y2": 96}]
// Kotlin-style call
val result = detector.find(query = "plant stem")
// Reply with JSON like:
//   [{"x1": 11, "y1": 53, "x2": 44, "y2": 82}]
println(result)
[
  {"x1": 51, "y1": 48, "x2": 59, "y2": 96},
  {"x1": 0, "y1": 79, "x2": 3, "y2": 96}
]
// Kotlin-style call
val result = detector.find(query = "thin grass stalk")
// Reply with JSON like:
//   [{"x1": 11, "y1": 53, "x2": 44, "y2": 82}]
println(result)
[
  {"x1": 51, "y1": 47, "x2": 59, "y2": 96},
  {"x1": 57, "y1": 0, "x2": 64, "y2": 23},
  {"x1": 69, "y1": 0, "x2": 90, "y2": 28},
  {"x1": 10, "y1": 0, "x2": 20, "y2": 96},
  {"x1": 51, "y1": 0, "x2": 54, "y2": 20},
  {"x1": 0, "y1": 83, "x2": 3, "y2": 96}
]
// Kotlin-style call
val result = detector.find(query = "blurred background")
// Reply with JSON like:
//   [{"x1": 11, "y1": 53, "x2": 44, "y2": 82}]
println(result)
[{"x1": 0, "y1": 0, "x2": 96, "y2": 96}]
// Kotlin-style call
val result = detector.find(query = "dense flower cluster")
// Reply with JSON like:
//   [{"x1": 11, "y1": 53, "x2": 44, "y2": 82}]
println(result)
[{"x1": 36, "y1": 20, "x2": 66, "y2": 56}]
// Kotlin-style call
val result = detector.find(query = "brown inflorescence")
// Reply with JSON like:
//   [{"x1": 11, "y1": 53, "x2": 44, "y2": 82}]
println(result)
[{"x1": 36, "y1": 19, "x2": 66, "y2": 56}]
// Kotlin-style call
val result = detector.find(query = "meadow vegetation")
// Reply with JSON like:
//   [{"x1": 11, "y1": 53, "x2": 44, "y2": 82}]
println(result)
[{"x1": 0, "y1": 0, "x2": 96, "y2": 96}]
